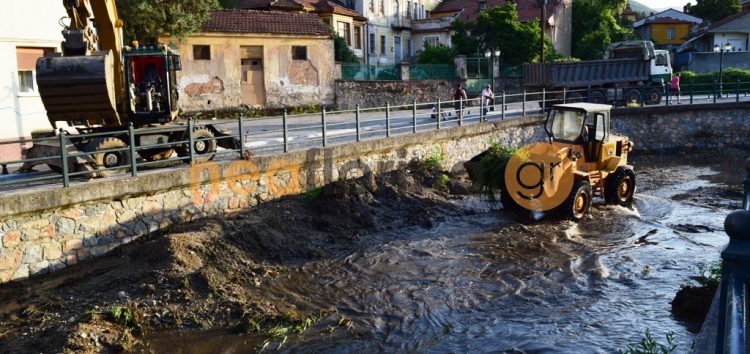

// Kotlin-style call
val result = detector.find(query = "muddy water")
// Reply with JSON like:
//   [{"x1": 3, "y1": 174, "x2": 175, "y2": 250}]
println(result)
[{"x1": 148, "y1": 155, "x2": 745, "y2": 353}]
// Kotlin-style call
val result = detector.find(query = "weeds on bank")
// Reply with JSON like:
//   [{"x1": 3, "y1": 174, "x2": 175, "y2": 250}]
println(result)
[
  {"x1": 619, "y1": 329, "x2": 677, "y2": 354},
  {"x1": 421, "y1": 148, "x2": 446, "y2": 172},
  {"x1": 304, "y1": 186, "x2": 324, "y2": 204},
  {"x1": 469, "y1": 142, "x2": 516, "y2": 204},
  {"x1": 693, "y1": 262, "x2": 722, "y2": 287}
]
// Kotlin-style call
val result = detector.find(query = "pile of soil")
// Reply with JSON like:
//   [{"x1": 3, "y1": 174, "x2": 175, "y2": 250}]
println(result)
[
  {"x1": 0, "y1": 162, "x2": 473, "y2": 354},
  {"x1": 671, "y1": 283, "x2": 718, "y2": 333}
]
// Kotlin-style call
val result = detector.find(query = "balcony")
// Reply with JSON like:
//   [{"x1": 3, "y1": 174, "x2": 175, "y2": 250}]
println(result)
[{"x1": 392, "y1": 16, "x2": 411, "y2": 30}]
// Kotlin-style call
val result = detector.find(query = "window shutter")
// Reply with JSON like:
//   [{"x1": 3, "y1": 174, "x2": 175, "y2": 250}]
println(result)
[{"x1": 16, "y1": 47, "x2": 48, "y2": 71}]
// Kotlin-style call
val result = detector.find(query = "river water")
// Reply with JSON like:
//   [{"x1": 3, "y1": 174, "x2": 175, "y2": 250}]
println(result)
[{"x1": 147, "y1": 154, "x2": 746, "y2": 353}]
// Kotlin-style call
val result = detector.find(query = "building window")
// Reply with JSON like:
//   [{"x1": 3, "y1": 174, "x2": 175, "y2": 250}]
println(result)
[
  {"x1": 369, "y1": 33, "x2": 376, "y2": 54},
  {"x1": 193, "y1": 45, "x2": 211, "y2": 60},
  {"x1": 323, "y1": 19, "x2": 331, "y2": 27},
  {"x1": 292, "y1": 46, "x2": 307, "y2": 60},
  {"x1": 380, "y1": 0, "x2": 385, "y2": 14},
  {"x1": 337, "y1": 21, "x2": 351, "y2": 45},
  {"x1": 380, "y1": 35, "x2": 386, "y2": 56},
  {"x1": 407, "y1": 39, "x2": 413, "y2": 56},
  {"x1": 666, "y1": 27, "x2": 675, "y2": 40},
  {"x1": 18, "y1": 71, "x2": 34, "y2": 92},
  {"x1": 407, "y1": 0, "x2": 412, "y2": 18},
  {"x1": 369, "y1": 0, "x2": 374, "y2": 13},
  {"x1": 424, "y1": 36, "x2": 439, "y2": 47},
  {"x1": 354, "y1": 26, "x2": 362, "y2": 49}
]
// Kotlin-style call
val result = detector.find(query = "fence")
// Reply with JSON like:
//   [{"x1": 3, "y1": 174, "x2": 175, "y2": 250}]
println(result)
[
  {"x1": 409, "y1": 64, "x2": 456, "y2": 80},
  {"x1": 2, "y1": 83, "x2": 750, "y2": 191},
  {"x1": 716, "y1": 157, "x2": 750, "y2": 353},
  {"x1": 340, "y1": 64, "x2": 401, "y2": 81}
]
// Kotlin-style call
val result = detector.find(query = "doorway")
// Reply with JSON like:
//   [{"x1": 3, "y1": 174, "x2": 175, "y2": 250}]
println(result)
[{"x1": 240, "y1": 46, "x2": 265, "y2": 106}]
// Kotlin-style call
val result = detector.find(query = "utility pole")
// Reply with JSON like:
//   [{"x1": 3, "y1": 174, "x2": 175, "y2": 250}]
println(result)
[{"x1": 539, "y1": 0, "x2": 547, "y2": 63}]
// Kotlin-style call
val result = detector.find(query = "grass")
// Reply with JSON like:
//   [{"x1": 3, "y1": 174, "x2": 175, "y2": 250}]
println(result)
[
  {"x1": 421, "y1": 148, "x2": 446, "y2": 172},
  {"x1": 693, "y1": 262, "x2": 722, "y2": 288},
  {"x1": 304, "y1": 186, "x2": 324, "y2": 204},
  {"x1": 619, "y1": 329, "x2": 677, "y2": 354}
]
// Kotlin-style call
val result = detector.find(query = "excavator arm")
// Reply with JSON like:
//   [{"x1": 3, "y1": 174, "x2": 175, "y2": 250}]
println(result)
[{"x1": 37, "y1": 0, "x2": 125, "y2": 127}]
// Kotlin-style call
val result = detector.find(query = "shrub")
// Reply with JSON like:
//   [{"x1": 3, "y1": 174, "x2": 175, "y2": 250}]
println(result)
[
  {"x1": 619, "y1": 329, "x2": 677, "y2": 354},
  {"x1": 679, "y1": 69, "x2": 750, "y2": 93},
  {"x1": 468, "y1": 142, "x2": 516, "y2": 202}
]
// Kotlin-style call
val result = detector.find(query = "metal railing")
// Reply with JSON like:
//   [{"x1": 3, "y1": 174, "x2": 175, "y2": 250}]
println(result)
[
  {"x1": 716, "y1": 157, "x2": 750, "y2": 353},
  {"x1": 1, "y1": 84, "x2": 749, "y2": 191}
]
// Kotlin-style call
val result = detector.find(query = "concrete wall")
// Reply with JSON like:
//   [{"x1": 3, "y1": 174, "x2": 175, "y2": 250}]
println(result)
[
  {"x1": 334, "y1": 79, "x2": 456, "y2": 109},
  {"x1": 0, "y1": 117, "x2": 546, "y2": 282},
  {"x1": 0, "y1": 0, "x2": 66, "y2": 160},
  {"x1": 686, "y1": 52, "x2": 750, "y2": 73},
  {"x1": 174, "y1": 33, "x2": 335, "y2": 111}
]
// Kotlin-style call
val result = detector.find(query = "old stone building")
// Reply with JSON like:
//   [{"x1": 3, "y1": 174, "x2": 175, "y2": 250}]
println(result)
[{"x1": 171, "y1": 10, "x2": 335, "y2": 111}]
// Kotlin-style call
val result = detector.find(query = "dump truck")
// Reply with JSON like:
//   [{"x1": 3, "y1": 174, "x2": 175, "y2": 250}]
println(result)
[
  {"x1": 22, "y1": 0, "x2": 237, "y2": 177},
  {"x1": 500, "y1": 103, "x2": 635, "y2": 220},
  {"x1": 524, "y1": 41, "x2": 672, "y2": 106}
]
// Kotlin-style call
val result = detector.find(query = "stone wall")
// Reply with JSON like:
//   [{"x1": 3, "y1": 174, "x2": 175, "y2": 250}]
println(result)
[
  {"x1": 0, "y1": 117, "x2": 546, "y2": 283},
  {"x1": 334, "y1": 80, "x2": 456, "y2": 110},
  {"x1": 612, "y1": 103, "x2": 750, "y2": 151}
]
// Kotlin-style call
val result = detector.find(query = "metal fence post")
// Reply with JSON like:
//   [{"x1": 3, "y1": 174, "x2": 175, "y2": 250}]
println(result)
[
  {"x1": 562, "y1": 88, "x2": 567, "y2": 104},
  {"x1": 542, "y1": 88, "x2": 546, "y2": 113},
  {"x1": 716, "y1": 158, "x2": 750, "y2": 354},
  {"x1": 386, "y1": 102, "x2": 391, "y2": 137},
  {"x1": 412, "y1": 100, "x2": 417, "y2": 133},
  {"x1": 355, "y1": 104, "x2": 361, "y2": 142},
  {"x1": 640, "y1": 87, "x2": 645, "y2": 108},
  {"x1": 128, "y1": 123, "x2": 137, "y2": 177},
  {"x1": 714, "y1": 81, "x2": 718, "y2": 104},
  {"x1": 501, "y1": 91, "x2": 506, "y2": 120},
  {"x1": 238, "y1": 114, "x2": 245, "y2": 158},
  {"x1": 58, "y1": 128, "x2": 69, "y2": 188},
  {"x1": 736, "y1": 80, "x2": 741, "y2": 103},
  {"x1": 458, "y1": 99, "x2": 463, "y2": 126},
  {"x1": 321, "y1": 108, "x2": 327, "y2": 147},
  {"x1": 188, "y1": 118, "x2": 195, "y2": 164},
  {"x1": 587, "y1": 86, "x2": 592, "y2": 102},
  {"x1": 690, "y1": 83, "x2": 694, "y2": 104},
  {"x1": 665, "y1": 84, "x2": 670, "y2": 107},
  {"x1": 522, "y1": 90, "x2": 526, "y2": 117},
  {"x1": 437, "y1": 99, "x2": 442, "y2": 130},
  {"x1": 283, "y1": 110, "x2": 289, "y2": 153}
]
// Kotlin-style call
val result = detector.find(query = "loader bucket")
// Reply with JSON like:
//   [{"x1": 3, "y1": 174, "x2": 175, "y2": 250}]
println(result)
[{"x1": 36, "y1": 51, "x2": 120, "y2": 127}]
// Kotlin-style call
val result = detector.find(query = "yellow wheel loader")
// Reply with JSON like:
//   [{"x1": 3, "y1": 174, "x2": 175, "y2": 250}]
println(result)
[
  {"x1": 502, "y1": 103, "x2": 635, "y2": 220},
  {"x1": 22, "y1": 0, "x2": 238, "y2": 177}
]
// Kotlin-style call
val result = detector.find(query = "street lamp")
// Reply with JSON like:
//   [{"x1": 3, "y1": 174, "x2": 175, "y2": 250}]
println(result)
[
  {"x1": 484, "y1": 48, "x2": 501, "y2": 89},
  {"x1": 713, "y1": 42, "x2": 732, "y2": 98}
]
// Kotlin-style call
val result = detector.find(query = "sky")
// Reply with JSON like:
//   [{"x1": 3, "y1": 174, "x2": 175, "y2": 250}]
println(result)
[{"x1": 637, "y1": 0, "x2": 689, "y2": 11}]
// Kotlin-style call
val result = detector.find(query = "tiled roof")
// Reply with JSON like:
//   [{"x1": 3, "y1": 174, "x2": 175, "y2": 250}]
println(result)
[
  {"x1": 201, "y1": 10, "x2": 331, "y2": 36},
  {"x1": 431, "y1": 0, "x2": 559, "y2": 23},
  {"x1": 707, "y1": 10, "x2": 750, "y2": 31},
  {"x1": 237, "y1": 0, "x2": 364, "y2": 19}
]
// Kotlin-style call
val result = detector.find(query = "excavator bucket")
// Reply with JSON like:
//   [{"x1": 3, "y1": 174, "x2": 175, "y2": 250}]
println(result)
[{"x1": 36, "y1": 51, "x2": 120, "y2": 127}]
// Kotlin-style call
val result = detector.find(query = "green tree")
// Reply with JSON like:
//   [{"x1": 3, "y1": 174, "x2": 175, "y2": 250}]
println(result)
[
  {"x1": 572, "y1": 0, "x2": 633, "y2": 60},
  {"x1": 450, "y1": 20, "x2": 482, "y2": 56},
  {"x1": 334, "y1": 34, "x2": 359, "y2": 63},
  {"x1": 218, "y1": 0, "x2": 240, "y2": 8},
  {"x1": 116, "y1": 0, "x2": 220, "y2": 41},
  {"x1": 417, "y1": 43, "x2": 456, "y2": 64},
  {"x1": 471, "y1": 3, "x2": 547, "y2": 66},
  {"x1": 686, "y1": 0, "x2": 740, "y2": 22}
]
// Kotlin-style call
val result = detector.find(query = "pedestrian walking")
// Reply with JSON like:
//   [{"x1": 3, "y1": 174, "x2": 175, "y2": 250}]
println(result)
[
  {"x1": 452, "y1": 83, "x2": 467, "y2": 120},
  {"x1": 671, "y1": 72, "x2": 681, "y2": 103},
  {"x1": 481, "y1": 84, "x2": 494, "y2": 117}
]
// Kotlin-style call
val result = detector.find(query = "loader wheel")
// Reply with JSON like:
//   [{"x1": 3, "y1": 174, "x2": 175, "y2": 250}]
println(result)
[
  {"x1": 560, "y1": 180, "x2": 592, "y2": 221},
  {"x1": 604, "y1": 166, "x2": 636, "y2": 206},
  {"x1": 86, "y1": 137, "x2": 130, "y2": 178},
  {"x1": 176, "y1": 127, "x2": 217, "y2": 163},
  {"x1": 500, "y1": 188, "x2": 521, "y2": 211}
]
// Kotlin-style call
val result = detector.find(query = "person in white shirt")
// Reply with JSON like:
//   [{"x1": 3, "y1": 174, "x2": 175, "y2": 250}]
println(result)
[{"x1": 481, "y1": 84, "x2": 495, "y2": 117}]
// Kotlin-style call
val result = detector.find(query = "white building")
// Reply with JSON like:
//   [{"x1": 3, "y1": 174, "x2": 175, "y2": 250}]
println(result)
[{"x1": 0, "y1": 1, "x2": 65, "y2": 161}]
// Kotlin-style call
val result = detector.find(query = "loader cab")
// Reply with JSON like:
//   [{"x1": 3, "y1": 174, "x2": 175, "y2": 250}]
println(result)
[
  {"x1": 123, "y1": 44, "x2": 181, "y2": 126},
  {"x1": 545, "y1": 103, "x2": 612, "y2": 162}
]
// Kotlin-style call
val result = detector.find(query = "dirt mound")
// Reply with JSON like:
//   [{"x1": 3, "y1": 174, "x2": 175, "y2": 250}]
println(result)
[
  {"x1": 0, "y1": 164, "x2": 472, "y2": 353},
  {"x1": 671, "y1": 283, "x2": 717, "y2": 333}
]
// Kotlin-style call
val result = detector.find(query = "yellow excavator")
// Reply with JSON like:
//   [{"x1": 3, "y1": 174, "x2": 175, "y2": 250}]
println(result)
[{"x1": 24, "y1": 0, "x2": 236, "y2": 176}]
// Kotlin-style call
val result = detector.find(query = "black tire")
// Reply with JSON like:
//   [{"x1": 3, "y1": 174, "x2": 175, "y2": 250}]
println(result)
[
  {"x1": 646, "y1": 87, "x2": 662, "y2": 105},
  {"x1": 625, "y1": 89, "x2": 642, "y2": 105},
  {"x1": 590, "y1": 90, "x2": 606, "y2": 104},
  {"x1": 176, "y1": 127, "x2": 217, "y2": 163},
  {"x1": 86, "y1": 137, "x2": 130, "y2": 178},
  {"x1": 560, "y1": 180, "x2": 592, "y2": 221},
  {"x1": 500, "y1": 188, "x2": 521, "y2": 211},
  {"x1": 604, "y1": 166, "x2": 636, "y2": 206}
]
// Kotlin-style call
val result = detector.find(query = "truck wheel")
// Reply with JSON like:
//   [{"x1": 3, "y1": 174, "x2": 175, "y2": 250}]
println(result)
[
  {"x1": 646, "y1": 87, "x2": 662, "y2": 105},
  {"x1": 561, "y1": 180, "x2": 592, "y2": 221},
  {"x1": 138, "y1": 148, "x2": 175, "y2": 162},
  {"x1": 590, "y1": 90, "x2": 606, "y2": 104},
  {"x1": 176, "y1": 127, "x2": 217, "y2": 163},
  {"x1": 604, "y1": 166, "x2": 636, "y2": 206},
  {"x1": 626, "y1": 89, "x2": 642, "y2": 105},
  {"x1": 86, "y1": 137, "x2": 130, "y2": 178}
]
